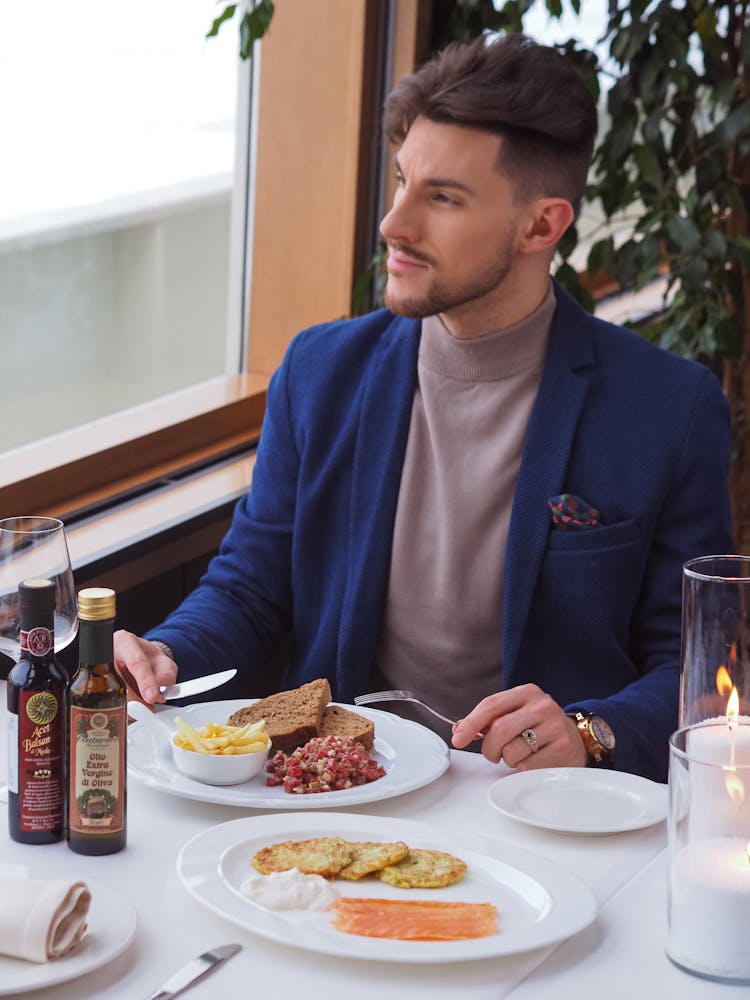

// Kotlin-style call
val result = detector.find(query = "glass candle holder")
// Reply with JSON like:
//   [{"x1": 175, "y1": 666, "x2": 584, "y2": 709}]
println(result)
[
  {"x1": 667, "y1": 724, "x2": 750, "y2": 983},
  {"x1": 680, "y1": 555, "x2": 750, "y2": 728}
]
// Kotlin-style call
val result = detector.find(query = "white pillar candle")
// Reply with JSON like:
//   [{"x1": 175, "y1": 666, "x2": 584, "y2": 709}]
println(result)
[
  {"x1": 687, "y1": 717, "x2": 750, "y2": 765},
  {"x1": 668, "y1": 838, "x2": 750, "y2": 980},
  {"x1": 685, "y1": 721, "x2": 750, "y2": 839}
]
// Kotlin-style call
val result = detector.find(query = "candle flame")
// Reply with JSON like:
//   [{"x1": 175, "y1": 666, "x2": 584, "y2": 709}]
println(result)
[
  {"x1": 727, "y1": 687, "x2": 740, "y2": 728},
  {"x1": 716, "y1": 663, "x2": 734, "y2": 698},
  {"x1": 725, "y1": 771, "x2": 745, "y2": 808}
]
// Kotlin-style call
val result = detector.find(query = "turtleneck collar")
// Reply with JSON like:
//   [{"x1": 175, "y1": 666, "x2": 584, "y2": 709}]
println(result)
[{"x1": 418, "y1": 282, "x2": 555, "y2": 383}]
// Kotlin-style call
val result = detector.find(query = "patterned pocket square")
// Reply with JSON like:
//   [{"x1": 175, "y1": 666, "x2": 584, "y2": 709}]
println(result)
[{"x1": 548, "y1": 493, "x2": 601, "y2": 530}]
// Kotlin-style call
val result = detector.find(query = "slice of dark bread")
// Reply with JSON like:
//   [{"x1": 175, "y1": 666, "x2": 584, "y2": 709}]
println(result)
[
  {"x1": 227, "y1": 677, "x2": 331, "y2": 753},
  {"x1": 319, "y1": 705, "x2": 375, "y2": 751}
]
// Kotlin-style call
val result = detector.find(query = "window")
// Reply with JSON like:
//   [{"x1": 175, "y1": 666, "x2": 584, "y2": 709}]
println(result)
[{"x1": 0, "y1": 0, "x2": 244, "y2": 451}]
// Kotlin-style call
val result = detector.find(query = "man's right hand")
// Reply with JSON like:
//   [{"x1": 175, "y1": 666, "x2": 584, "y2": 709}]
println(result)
[{"x1": 113, "y1": 630, "x2": 178, "y2": 704}]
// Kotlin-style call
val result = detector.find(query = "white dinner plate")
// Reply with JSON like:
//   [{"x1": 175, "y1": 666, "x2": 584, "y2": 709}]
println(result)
[
  {"x1": 177, "y1": 812, "x2": 597, "y2": 963},
  {"x1": 486, "y1": 767, "x2": 668, "y2": 835},
  {"x1": 128, "y1": 700, "x2": 449, "y2": 809},
  {"x1": 0, "y1": 873, "x2": 137, "y2": 996}
]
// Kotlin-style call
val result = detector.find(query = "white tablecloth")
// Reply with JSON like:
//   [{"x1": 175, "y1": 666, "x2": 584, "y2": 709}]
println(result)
[{"x1": 0, "y1": 684, "x2": 737, "y2": 998}]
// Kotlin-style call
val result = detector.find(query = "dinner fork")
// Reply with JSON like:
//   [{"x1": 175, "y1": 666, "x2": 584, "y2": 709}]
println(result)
[{"x1": 354, "y1": 689, "x2": 484, "y2": 739}]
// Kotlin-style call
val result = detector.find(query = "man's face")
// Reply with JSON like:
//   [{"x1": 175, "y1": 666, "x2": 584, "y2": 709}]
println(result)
[{"x1": 379, "y1": 116, "x2": 530, "y2": 336}]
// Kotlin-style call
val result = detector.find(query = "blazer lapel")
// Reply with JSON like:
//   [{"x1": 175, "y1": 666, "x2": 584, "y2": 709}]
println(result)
[
  {"x1": 336, "y1": 315, "x2": 421, "y2": 700},
  {"x1": 502, "y1": 289, "x2": 597, "y2": 683}
]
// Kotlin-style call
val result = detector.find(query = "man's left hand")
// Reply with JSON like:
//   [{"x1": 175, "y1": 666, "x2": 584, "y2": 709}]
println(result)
[{"x1": 451, "y1": 683, "x2": 587, "y2": 769}]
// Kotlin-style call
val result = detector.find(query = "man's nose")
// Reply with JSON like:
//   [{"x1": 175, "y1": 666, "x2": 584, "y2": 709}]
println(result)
[{"x1": 380, "y1": 191, "x2": 418, "y2": 245}]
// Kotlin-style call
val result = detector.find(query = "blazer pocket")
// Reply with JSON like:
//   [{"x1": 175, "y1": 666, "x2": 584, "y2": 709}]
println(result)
[
  {"x1": 545, "y1": 517, "x2": 640, "y2": 552},
  {"x1": 533, "y1": 519, "x2": 643, "y2": 676}
]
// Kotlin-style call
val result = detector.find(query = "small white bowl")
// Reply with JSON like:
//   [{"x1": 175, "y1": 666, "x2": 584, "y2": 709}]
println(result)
[{"x1": 171, "y1": 739, "x2": 270, "y2": 786}]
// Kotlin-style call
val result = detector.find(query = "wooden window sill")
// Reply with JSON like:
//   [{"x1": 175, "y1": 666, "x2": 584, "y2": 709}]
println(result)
[{"x1": 1, "y1": 373, "x2": 268, "y2": 521}]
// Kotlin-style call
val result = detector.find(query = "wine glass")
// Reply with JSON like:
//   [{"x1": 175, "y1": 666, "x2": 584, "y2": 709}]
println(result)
[{"x1": 0, "y1": 516, "x2": 78, "y2": 661}]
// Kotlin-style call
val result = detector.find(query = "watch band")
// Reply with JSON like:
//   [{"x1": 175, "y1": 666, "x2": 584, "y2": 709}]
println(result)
[{"x1": 566, "y1": 710, "x2": 615, "y2": 767}]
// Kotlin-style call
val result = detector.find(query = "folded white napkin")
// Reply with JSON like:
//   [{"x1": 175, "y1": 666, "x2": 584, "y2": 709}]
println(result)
[{"x1": 0, "y1": 877, "x2": 91, "y2": 963}]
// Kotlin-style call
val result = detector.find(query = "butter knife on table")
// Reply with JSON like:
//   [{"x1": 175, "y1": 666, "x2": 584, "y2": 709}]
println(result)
[
  {"x1": 159, "y1": 669, "x2": 237, "y2": 700},
  {"x1": 146, "y1": 943, "x2": 242, "y2": 1000}
]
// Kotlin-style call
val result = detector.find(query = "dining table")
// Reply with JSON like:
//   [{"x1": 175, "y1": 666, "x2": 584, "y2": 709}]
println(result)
[{"x1": 0, "y1": 680, "x2": 741, "y2": 999}]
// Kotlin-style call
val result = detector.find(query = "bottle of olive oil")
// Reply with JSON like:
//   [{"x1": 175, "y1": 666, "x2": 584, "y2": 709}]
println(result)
[
  {"x1": 68, "y1": 587, "x2": 126, "y2": 855},
  {"x1": 7, "y1": 578, "x2": 68, "y2": 844}
]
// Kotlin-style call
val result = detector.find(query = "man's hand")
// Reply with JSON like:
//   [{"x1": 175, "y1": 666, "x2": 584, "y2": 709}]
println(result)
[
  {"x1": 451, "y1": 683, "x2": 587, "y2": 770},
  {"x1": 113, "y1": 630, "x2": 178, "y2": 704}
]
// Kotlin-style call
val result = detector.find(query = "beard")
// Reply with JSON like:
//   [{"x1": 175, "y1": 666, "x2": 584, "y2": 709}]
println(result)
[{"x1": 383, "y1": 232, "x2": 516, "y2": 320}]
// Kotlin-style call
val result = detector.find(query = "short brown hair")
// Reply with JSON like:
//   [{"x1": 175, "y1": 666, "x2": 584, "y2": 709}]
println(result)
[{"x1": 383, "y1": 33, "x2": 597, "y2": 212}]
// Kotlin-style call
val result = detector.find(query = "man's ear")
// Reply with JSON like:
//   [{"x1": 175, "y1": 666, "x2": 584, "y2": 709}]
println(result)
[{"x1": 518, "y1": 198, "x2": 574, "y2": 254}]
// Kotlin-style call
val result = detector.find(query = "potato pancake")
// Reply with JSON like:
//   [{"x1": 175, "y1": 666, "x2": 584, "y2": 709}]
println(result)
[
  {"x1": 376, "y1": 848, "x2": 467, "y2": 888},
  {"x1": 252, "y1": 837, "x2": 353, "y2": 878},
  {"x1": 337, "y1": 841, "x2": 410, "y2": 881}
]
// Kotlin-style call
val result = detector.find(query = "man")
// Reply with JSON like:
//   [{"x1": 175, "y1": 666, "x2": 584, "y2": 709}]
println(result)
[{"x1": 114, "y1": 34, "x2": 733, "y2": 782}]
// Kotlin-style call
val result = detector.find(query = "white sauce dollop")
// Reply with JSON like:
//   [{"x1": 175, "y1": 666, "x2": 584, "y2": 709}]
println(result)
[{"x1": 240, "y1": 867, "x2": 340, "y2": 910}]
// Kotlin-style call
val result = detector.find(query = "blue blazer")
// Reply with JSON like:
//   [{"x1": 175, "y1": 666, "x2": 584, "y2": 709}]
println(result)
[{"x1": 151, "y1": 285, "x2": 734, "y2": 781}]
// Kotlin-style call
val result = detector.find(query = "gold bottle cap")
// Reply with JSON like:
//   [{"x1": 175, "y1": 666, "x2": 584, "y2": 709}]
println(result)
[{"x1": 78, "y1": 587, "x2": 116, "y2": 621}]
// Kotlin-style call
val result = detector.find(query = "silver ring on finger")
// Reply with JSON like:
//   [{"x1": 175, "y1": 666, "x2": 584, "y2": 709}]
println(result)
[{"x1": 521, "y1": 728, "x2": 539, "y2": 753}]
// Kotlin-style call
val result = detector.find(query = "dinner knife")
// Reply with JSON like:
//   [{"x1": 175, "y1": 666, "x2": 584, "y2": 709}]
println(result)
[
  {"x1": 159, "y1": 669, "x2": 237, "y2": 700},
  {"x1": 146, "y1": 942, "x2": 242, "y2": 1000}
]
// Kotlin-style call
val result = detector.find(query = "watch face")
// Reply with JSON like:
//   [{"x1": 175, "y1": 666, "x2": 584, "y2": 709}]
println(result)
[{"x1": 591, "y1": 716, "x2": 615, "y2": 750}]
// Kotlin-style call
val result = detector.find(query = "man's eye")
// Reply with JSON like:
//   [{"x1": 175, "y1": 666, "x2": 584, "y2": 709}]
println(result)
[
  {"x1": 394, "y1": 172, "x2": 405, "y2": 186},
  {"x1": 434, "y1": 192, "x2": 457, "y2": 205}
]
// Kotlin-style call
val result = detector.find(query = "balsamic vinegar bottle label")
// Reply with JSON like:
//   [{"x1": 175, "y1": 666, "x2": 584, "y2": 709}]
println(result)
[
  {"x1": 13, "y1": 690, "x2": 65, "y2": 833},
  {"x1": 69, "y1": 705, "x2": 126, "y2": 833}
]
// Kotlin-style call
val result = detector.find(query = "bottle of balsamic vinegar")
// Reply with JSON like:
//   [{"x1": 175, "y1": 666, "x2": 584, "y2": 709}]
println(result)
[
  {"x1": 67, "y1": 587, "x2": 126, "y2": 855},
  {"x1": 7, "y1": 578, "x2": 69, "y2": 844}
]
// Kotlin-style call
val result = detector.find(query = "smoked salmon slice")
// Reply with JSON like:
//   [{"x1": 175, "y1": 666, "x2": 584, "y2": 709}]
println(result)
[{"x1": 331, "y1": 897, "x2": 498, "y2": 941}]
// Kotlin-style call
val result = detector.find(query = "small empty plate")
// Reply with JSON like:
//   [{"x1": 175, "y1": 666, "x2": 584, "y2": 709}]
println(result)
[{"x1": 487, "y1": 767, "x2": 668, "y2": 835}]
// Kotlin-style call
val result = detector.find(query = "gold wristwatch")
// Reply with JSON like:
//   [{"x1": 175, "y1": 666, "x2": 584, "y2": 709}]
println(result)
[{"x1": 566, "y1": 710, "x2": 615, "y2": 767}]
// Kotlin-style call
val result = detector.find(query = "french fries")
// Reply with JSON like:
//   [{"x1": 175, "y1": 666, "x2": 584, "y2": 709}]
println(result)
[{"x1": 173, "y1": 717, "x2": 269, "y2": 755}]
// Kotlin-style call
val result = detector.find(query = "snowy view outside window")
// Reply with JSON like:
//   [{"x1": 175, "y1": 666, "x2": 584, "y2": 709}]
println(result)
[{"x1": 0, "y1": 1, "x2": 242, "y2": 450}]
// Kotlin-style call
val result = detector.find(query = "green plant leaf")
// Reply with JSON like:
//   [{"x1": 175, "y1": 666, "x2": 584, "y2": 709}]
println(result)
[
  {"x1": 587, "y1": 237, "x2": 615, "y2": 275},
  {"x1": 633, "y1": 146, "x2": 662, "y2": 189},
  {"x1": 607, "y1": 103, "x2": 639, "y2": 164},
  {"x1": 239, "y1": 0, "x2": 275, "y2": 59},
  {"x1": 556, "y1": 222, "x2": 578, "y2": 260},
  {"x1": 667, "y1": 216, "x2": 701, "y2": 252},
  {"x1": 553, "y1": 261, "x2": 594, "y2": 312},
  {"x1": 695, "y1": 152, "x2": 723, "y2": 194},
  {"x1": 206, "y1": 3, "x2": 237, "y2": 40},
  {"x1": 615, "y1": 240, "x2": 640, "y2": 288},
  {"x1": 636, "y1": 49, "x2": 662, "y2": 102},
  {"x1": 635, "y1": 234, "x2": 662, "y2": 284},
  {"x1": 680, "y1": 254, "x2": 709, "y2": 293},
  {"x1": 696, "y1": 5, "x2": 718, "y2": 43},
  {"x1": 717, "y1": 102, "x2": 750, "y2": 147},
  {"x1": 702, "y1": 229, "x2": 727, "y2": 260}
]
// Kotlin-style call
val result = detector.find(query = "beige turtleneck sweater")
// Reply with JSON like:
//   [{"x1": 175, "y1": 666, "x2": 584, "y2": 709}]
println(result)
[{"x1": 372, "y1": 285, "x2": 555, "y2": 739}]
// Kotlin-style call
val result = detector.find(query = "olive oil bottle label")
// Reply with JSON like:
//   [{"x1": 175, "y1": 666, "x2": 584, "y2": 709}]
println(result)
[
  {"x1": 14, "y1": 690, "x2": 65, "y2": 833},
  {"x1": 69, "y1": 705, "x2": 126, "y2": 833}
]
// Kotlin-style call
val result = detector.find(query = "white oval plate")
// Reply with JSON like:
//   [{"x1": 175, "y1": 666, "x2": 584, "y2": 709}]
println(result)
[
  {"x1": 487, "y1": 767, "x2": 668, "y2": 835},
  {"x1": 177, "y1": 812, "x2": 597, "y2": 963},
  {"x1": 0, "y1": 876, "x2": 137, "y2": 996},
  {"x1": 128, "y1": 700, "x2": 449, "y2": 809}
]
